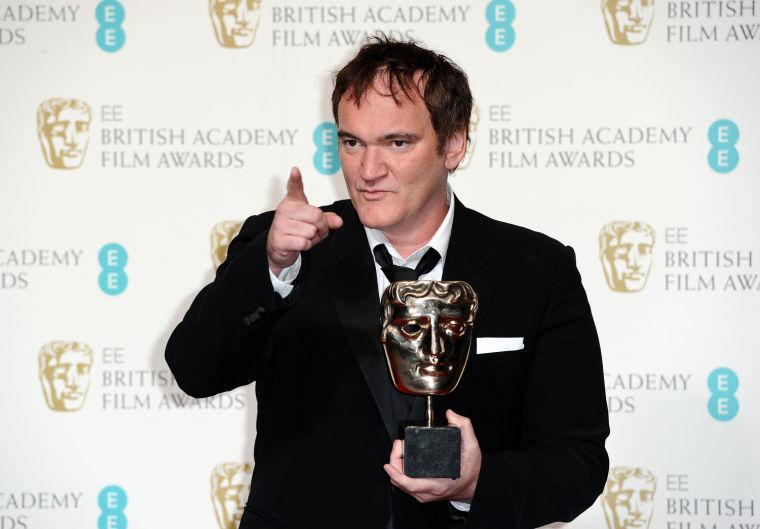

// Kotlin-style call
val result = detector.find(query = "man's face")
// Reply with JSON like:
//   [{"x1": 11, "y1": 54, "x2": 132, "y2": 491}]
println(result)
[
  {"x1": 337, "y1": 78, "x2": 464, "y2": 239},
  {"x1": 212, "y1": 470, "x2": 250, "y2": 528},
  {"x1": 42, "y1": 349, "x2": 92, "y2": 411},
  {"x1": 211, "y1": 0, "x2": 260, "y2": 48},
  {"x1": 42, "y1": 107, "x2": 90, "y2": 169},
  {"x1": 603, "y1": 230, "x2": 654, "y2": 292},
  {"x1": 382, "y1": 294, "x2": 473, "y2": 395},
  {"x1": 604, "y1": 476, "x2": 656, "y2": 529},
  {"x1": 603, "y1": 0, "x2": 655, "y2": 45}
]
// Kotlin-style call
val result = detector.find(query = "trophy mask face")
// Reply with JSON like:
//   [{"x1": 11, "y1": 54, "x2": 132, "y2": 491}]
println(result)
[{"x1": 381, "y1": 281, "x2": 477, "y2": 396}]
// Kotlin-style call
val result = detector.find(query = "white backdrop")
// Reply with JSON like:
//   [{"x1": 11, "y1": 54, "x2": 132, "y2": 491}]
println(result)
[{"x1": 1, "y1": 1, "x2": 759, "y2": 528}]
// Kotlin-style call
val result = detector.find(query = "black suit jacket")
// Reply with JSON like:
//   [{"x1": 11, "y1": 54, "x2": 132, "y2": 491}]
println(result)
[{"x1": 166, "y1": 198, "x2": 609, "y2": 529}]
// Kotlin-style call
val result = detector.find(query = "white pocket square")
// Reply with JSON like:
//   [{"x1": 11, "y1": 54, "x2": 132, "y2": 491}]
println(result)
[{"x1": 476, "y1": 337, "x2": 524, "y2": 354}]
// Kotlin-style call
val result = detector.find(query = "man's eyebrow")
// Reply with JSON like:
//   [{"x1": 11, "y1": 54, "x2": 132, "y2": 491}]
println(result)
[
  {"x1": 337, "y1": 130, "x2": 358, "y2": 139},
  {"x1": 381, "y1": 132, "x2": 419, "y2": 142}
]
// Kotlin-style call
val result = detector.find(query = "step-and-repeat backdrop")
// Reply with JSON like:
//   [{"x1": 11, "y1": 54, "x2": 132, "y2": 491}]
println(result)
[{"x1": 2, "y1": 1, "x2": 758, "y2": 528}]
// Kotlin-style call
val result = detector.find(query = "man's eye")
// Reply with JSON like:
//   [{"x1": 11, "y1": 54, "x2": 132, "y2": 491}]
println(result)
[
  {"x1": 342, "y1": 139, "x2": 358, "y2": 148},
  {"x1": 392, "y1": 140, "x2": 407, "y2": 148}
]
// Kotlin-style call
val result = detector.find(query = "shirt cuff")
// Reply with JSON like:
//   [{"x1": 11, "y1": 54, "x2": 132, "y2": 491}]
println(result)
[
  {"x1": 268, "y1": 254, "x2": 301, "y2": 298},
  {"x1": 449, "y1": 501, "x2": 471, "y2": 512}
]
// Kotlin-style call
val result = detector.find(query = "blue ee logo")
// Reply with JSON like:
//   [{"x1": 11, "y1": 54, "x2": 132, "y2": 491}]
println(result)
[
  {"x1": 98, "y1": 485, "x2": 127, "y2": 529},
  {"x1": 98, "y1": 243, "x2": 128, "y2": 296},
  {"x1": 313, "y1": 122, "x2": 340, "y2": 175},
  {"x1": 707, "y1": 119, "x2": 739, "y2": 173},
  {"x1": 96, "y1": 0, "x2": 126, "y2": 52},
  {"x1": 707, "y1": 367, "x2": 739, "y2": 421},
  {"x1": 486, "y1": 0, "x2": 516, "y2": 52}
]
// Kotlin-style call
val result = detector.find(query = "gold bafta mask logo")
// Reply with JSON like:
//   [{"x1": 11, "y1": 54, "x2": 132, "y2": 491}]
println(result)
[
  {"x1": 602, "y1": 467, "x2": 657, "y2": 529},
  {"x1": 210, "y1": 462, "x2": 253, "y2": 529},
  {"x1": 458, "y1": 104, "x2": 480, "y2": 171},
  {"x1": 209, "y1": 0, "x2": 262, "y2": 48},
  {"x1": 599, "y1": 221, "x2": 655, "y2": 293},
  {"x1": 211, "y1": 220, "x2": 243, "y2": 269},
  {"x1": 602, "y1": 0, "x2": 655, "y2": 45},
  {"x1": 38, "y1": 341, "x2": 94, "y2": 412},
  {"x1": 37, "y1": 98, "x2": 92, "y2": 169}
]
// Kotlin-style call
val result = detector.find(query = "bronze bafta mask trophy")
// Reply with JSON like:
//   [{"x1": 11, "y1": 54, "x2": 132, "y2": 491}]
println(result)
[{"x1": 381, "y1": 280, "x2": 478, "y2": 478}]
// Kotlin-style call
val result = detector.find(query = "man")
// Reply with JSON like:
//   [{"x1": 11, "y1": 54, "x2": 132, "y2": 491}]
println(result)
[{"x1": 166, "y1": 37, "x2": 609, "y2": 528}]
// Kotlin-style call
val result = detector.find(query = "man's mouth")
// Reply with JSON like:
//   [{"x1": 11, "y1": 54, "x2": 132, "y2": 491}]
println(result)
[{"x1": 359, "y1": 190, "x2": 390, "y2": 201}]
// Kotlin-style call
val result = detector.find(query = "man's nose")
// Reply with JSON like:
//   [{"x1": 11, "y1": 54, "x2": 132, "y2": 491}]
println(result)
[{"x1": 359, "y1": 146, "x2": 387, "y2": 182}]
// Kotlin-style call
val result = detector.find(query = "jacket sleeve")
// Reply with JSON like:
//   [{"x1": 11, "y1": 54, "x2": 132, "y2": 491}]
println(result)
[
  {"x1": 467, "y1": 245, "x2": 610, "y2": 529},
  {"x1": 165, "y1": 211, "x2": 300, "y2": 398}
]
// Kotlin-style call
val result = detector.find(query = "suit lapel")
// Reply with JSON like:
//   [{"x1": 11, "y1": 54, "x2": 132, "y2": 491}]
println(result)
[
  {"x1": 410, "y1": 197, "x2": 495, "y2": 421},
  {"x1": 322, "y1": 203, "x2": 397, "y2": 440}
]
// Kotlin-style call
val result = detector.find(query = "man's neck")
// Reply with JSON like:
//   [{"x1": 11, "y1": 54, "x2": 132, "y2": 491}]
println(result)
[{"x1": 382, "y1": 196, "x2": 449, "y2": 260}]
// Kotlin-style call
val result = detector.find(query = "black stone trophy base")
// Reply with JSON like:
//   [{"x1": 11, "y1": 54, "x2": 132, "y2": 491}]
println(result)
[{"x1": 403, "y1": 425, "x2": 460, "y2": 478}]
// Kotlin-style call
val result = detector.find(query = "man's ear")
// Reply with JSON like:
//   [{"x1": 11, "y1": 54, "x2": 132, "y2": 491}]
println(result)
[{"x1": 444, "y1": 129, "x2": 468, "y2": 173}]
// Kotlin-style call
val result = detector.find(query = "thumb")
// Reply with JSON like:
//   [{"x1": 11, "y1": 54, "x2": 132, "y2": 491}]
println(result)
[
  {"x1": 286, "y1": 166, "x2": 309, "y2": 203},
  {"x1": 324, "y1": 212, "x2": 343, "y2": 230},
  {"x1": 446, "y1": 409, "x2": 477, "y2": 444}
]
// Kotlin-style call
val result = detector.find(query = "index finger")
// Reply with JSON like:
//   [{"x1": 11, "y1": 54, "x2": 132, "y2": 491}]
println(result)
[{"x1": 285, "y1": 166, "x2": 308, "y2": 203}]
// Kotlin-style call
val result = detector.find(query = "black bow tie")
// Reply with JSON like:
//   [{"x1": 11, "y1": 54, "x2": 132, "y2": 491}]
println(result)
[{"x1": 373, "y1": 244, "x2": 441, "y2": 283}]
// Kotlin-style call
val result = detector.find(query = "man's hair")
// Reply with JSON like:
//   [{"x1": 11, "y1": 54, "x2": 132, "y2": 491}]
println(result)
[
  {"x1": 332, "y1": 35, "x2": 473, "y2": 155},
  {"x1": 599, "y1": 221, "x2": 656, "y2": 256}
]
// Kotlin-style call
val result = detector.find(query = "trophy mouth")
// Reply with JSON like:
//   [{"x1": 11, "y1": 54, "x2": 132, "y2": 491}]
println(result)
[{"x1": 417, "y1": 362, "x2": 452, "y2": 377}]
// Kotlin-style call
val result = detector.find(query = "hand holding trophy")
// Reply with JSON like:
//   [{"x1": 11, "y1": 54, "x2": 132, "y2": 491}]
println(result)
[{"x1": 381, "y1": 280, "x2": 478, "y2": 478}]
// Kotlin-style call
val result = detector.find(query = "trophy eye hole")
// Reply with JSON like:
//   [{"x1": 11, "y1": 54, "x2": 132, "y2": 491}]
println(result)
[
  {"x1": 444, "y1": 321, "x2": 466, "y2": 337},
  {"x1": 400, "y1": 322, "x2": 422, "y2": 339}
]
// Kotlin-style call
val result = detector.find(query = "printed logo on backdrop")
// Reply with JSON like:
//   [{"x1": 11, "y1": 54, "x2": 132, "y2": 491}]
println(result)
[
  {"x1": 599, "y1": 221, "x2": 656, "y2": 293},
  {"x1": 211, "y1": 221, "x2": 244, "y2": 269},
  {"x1": 211, "y1": 463, "x2": 253, "y2": 529},
  {"x1": 0, "y1": 4, "x2": 80, "y2": 46},
  {"x1": 605, "y1": 372, "x2": 691, "y2": 414},
  {"x1": 707, "y1": 367, "x2": 739, "y2": 421},
  {"x1": 0, "y1": 491, "x2": 83, "y2": 528},
  {"x1": 39, "y1": 341, "x2": 94, "y2": 412},
  {"x1": 95, "y1": 104, "x2": 297, "y2": 169},
  {"x1": 457, "y1": 105, "x2": 480, "y2": 171},
  {"x1": 98, "y1": 243, "x2": 128, "y2": 295},
  {"x1": 601, "y1": 0, "x2": 760, "y2": 44},
  {"x1": 313, "y1": 122, "x2": 340, "y2": 175},
  {"x1": 1, "y1": 248, "x2": 84, "y2": 290},
  {"x1": 602, "y1": 0, "x2": 655, "y2": 45},
  {"x1": 486, "y1": 105, "x2": 692, "y2": 170},
  {"x1": 98, "y1": 485, "x2": 127, "y2": 529},
  {"x1": 267, "y1": 4, "x2": 470, "y2": 47},
  {"x1": 666, "y1": 1, "x2": 760, "y2": 43},
  {"x1": 665, "y1": 472, "x2": 757, "y2": 526},
  {"x1": 708, "y1": 119, "x2": 740, "y2": 173},
  {"x1": 209, "y1": 0, "x2": 262, "y2": 48},
  {"x1": 37, "y1": 343, "x2": 246, "y2": 412},
  {"x1": 37, "y1": 98, "x2": 92, "y2": 169},
  {"x1": 601, "y1": 467, "x2": 657, "y2": 529},
  {"x1": 598, "y1": 224, "x2": 758, "y2": 293},
  {"x1": 95, "y1": 0, "x2": 125, "y2": 52},
  {"x1": 485, "y1": 0, "x2": 516, "y2": 52}
]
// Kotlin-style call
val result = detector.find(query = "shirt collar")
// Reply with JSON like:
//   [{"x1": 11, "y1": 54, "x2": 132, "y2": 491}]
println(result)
[{"x1": 364, "y1": 184, "x2": 454, "y2": 267}]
